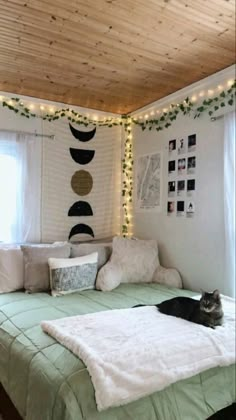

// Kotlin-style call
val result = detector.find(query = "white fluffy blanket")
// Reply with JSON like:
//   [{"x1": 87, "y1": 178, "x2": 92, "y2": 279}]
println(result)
[{"x1": 41, "y1": 296, "x2": 235, "y2": 411}]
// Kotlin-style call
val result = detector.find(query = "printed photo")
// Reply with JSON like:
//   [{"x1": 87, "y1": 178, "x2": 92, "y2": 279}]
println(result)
[
  {"x1": 178, "y1": 138, "x2": 185, "y2": 155},
  {"x1": 168, "y1": 181, "x2": 176, "y2": 197},
  {"x1": 177, "y1": 200, "x2": 185, "y2": 216},
  {"x1": 177, "y1": 180, "x2": 185, "y2": 196},
  {"x1": 188, "y1": 134, "x2": 196, "y2": 152},
  {"x1": 167, "y1": 201, "x2": 175, "y2": 214},
  {"x1": 187, "y1": 179, "x2": 195, "y2": 196},
  {"x1": 178, "y1": 158, "x2": 186, "y2": 174},
  {"x1": 169, "y1": 139, "x2": 176, "y2": 153},
  {"x1": 168, "y1": 160, "x2": 176, "y2": 174},
  {"x1": 186, "y1": 201, "x2": 195, "y2": 218},
  {"x1": 187, "y1": 156, "x2": 196, "y2": 174}
]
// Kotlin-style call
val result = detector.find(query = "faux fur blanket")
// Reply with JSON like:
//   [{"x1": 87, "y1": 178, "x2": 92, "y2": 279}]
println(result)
[{"x1": 41, "y1": 296, "x2": 235, "y2": 411}]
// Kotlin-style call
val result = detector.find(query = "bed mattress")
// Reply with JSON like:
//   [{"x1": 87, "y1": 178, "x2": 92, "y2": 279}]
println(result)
[{"x1": 0, "y1": 283, "x2": 235, "y2": 420}]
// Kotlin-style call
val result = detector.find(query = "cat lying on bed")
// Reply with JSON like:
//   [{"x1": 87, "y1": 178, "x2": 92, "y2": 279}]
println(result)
[{"x1": 133, "y1": 289, "x2": 223, "y2": 329}]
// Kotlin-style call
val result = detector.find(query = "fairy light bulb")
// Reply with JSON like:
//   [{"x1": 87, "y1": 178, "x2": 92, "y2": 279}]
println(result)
[
  {"x1": 145, "y1": 114, "x2": 149, "y2": 119},
  {"x1": 217, "y1": 85, "x2": 223, "y2": 91},
  {"x1": 227, "y1": 79, "x2": 234, "y2": 87},
  {"x1": 150, "y1": 111, "x2": 154, "y2": 116},
  {"x1": 29, "y1": 104, "x2": 35, "y2": 110},
  {"x1": 8, "y1": 100, "x2": 13, "y2": 105},
  {"x1": 199, "y1": 91, "x2": 204, "y2": 97},
  {"x1": 208, "y1": 89, "x2": 214, "y2": 96},
  {"x1": 49, "y1": 107, "x2": 54, "y2": 113},
  {"x1": 0, "y1": 96, "x2": 3, "y2": 102},
  {"x1": 191, "y1": 95, "x2": 197, "y2": 102},
  {"x1": 40, "y1": 105, "x2": 45, "y2": 111}
]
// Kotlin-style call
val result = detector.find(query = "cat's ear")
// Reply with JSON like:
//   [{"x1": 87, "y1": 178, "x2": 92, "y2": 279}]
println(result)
[{"x1": 213, "y1": 289, "x2": 220, "y2": 299}]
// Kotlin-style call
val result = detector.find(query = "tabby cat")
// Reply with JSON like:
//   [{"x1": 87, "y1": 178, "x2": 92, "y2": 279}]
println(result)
[{"x1": 133, "y1": 289, "x2": 223, "y2": 328}]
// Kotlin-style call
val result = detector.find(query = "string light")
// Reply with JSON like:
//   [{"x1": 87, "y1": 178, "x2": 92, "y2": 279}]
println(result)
[
  {"x1": 227, "y1": 79, "x2": 234, "y2": 87},
  {"x1": 122, "y1": 122, "x2": 133, "y2": 237},
  {"x1": 0, "y1": 78, "x2": 234, "y2": 239}
]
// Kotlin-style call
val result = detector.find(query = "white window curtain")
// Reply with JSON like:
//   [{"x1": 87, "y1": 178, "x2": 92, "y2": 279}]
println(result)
[
  {"x1": 0, "y1": 131, "x2": 42, "y2": 243},
  {"x1": 224, "y1": 112, "x2": 235, "y2": 298}
]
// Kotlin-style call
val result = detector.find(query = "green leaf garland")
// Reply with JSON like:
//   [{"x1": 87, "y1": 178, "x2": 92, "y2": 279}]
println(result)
[{"x1": 1, "y1": 81, "x2": 235, "y2": 237}]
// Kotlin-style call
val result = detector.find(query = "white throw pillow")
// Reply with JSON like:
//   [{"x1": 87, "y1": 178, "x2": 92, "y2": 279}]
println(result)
[
  {"x1": 96, "y1": 237, "x2": 160, "y2": 292},
  {"x1": 0, "y1": 245, "x2": 24, "y2": 293},
  {"x1": 48, "y1": 252, "x2": 98, "y2": 296}
]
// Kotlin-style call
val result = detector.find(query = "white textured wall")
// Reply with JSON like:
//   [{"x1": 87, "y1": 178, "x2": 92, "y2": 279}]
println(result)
[
  {"x1": 132, "y1": 66, "x2": 235, "y2": 295},
  {"x1": 133, "y1": 113, "x2": 226, "y2": 293}
]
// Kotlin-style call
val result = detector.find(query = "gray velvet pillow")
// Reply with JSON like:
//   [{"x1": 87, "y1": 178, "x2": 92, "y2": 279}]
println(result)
[
  {"x1": 70, "y1": 243, "x2": 112, "y2": 271},
  {"x1": 21, "y1": 243, "x2": 71, "y2": 293}
]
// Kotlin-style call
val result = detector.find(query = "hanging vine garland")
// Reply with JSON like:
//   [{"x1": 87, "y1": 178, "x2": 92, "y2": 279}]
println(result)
[
  {"x1": 122, "y1": 121, "x2": 133, "y2": 236},
  {"x1": 0, "y1": 80, "x2": 235, "y2": 237}
]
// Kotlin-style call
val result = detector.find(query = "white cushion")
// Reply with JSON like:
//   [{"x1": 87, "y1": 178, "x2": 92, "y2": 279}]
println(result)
[
  {"x1": 0, "y1": 245, "x2": 24, "y2": 293},
  {"x1": 48, "y1": 252, "x2": 98, "y2": 297},
  {"x1": 152, "y1": 265, "x2": 183, "y2": 288},
  {"x1": 96, "y1": 237, "x2": 160, "y2": 292}
]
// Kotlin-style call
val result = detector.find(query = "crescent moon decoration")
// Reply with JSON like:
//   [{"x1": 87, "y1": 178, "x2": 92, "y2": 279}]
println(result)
[
  {"x1": 69, "y1": 124, "x2": 96, "y2": 142},
  {"x1": 71, "y1": 170, "x2": 93, "y2": 196},
  {"x1": 69, "y1": 148, "x2": 95, "y2": 165},
  {"x1": 68, "y1": 201, "x2": 93, "y2": 217},
  {"x1": 68, "y1": 223, "x2": 94, "y2": 240}
]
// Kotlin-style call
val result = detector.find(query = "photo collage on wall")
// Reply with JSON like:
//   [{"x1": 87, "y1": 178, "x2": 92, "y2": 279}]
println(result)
[{"x1": 167, "y1": 134, "x2": 196, "y2": 218}]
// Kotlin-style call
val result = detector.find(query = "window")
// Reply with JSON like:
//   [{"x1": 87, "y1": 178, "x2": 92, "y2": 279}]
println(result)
[{"x1": 0, "y1": 153, "x2": 18, "y2": 242}]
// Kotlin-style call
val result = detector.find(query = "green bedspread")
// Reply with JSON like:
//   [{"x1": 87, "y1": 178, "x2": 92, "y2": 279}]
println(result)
[{"x1": 0, "y1": 283, "x2": 235, "y2": 420}]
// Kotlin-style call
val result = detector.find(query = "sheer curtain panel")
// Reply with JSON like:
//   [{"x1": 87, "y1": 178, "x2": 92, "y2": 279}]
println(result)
[{"x1": 0, "y1": 131, "x2": 42, "y2": 243}]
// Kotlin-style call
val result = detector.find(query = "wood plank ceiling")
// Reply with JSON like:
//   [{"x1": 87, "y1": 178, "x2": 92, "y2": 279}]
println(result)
[{"x1": 0, "y1": 0, "x2": 235, "y2": 114}]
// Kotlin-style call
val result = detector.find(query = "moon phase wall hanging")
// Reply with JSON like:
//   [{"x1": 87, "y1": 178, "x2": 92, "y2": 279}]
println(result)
[
  {"x1": 70, "y1": 148, "x2": 95, "y2": 165},
  {"x1": 71, "y1": 170, "x2": 93, "y2": 196},
  {"x1": 68, "y1": 201, "x2": 93, "y2": 217},
  {"x1": 69, "y1": 123, "x2": 96, "y2": 142},
  {"x1": 68, "y1": 223, "x2": 95, "y2": 240},
  {"x1": 68, "y1": 124, "x2": 96, "y2": 241}
]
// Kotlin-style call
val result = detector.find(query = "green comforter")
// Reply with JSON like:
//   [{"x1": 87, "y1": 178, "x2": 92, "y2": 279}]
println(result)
[{"x1": 0, "y1": 283, "x2": 235, "y2": 420}]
